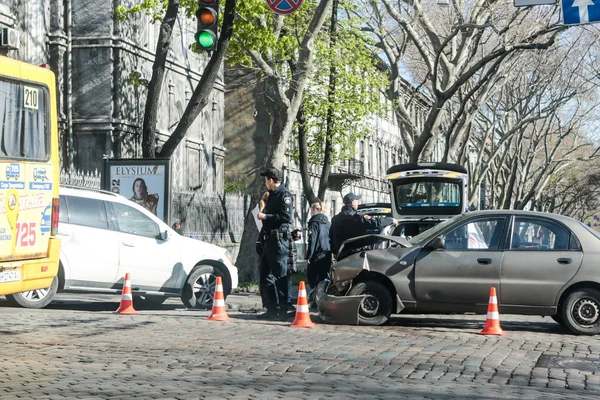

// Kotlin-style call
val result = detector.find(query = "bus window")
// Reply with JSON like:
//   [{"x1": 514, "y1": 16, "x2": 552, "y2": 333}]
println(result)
[{"x1": 0, "y1": 81, "x2": 50, "y2": 160}]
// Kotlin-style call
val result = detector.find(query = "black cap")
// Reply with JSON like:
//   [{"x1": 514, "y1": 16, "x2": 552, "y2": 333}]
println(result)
[
  {"x1": 260, "y1": 168, "x2": 282, "y2": 181},
  {"x1": 343, "y1": 193, "x2": 361, "y2": 203}
]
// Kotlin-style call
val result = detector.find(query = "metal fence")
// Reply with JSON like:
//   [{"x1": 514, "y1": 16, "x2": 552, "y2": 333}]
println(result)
[
  {"x1": 59, "y1": 169, "x2": 247, "y2": 257},
  {"x1": 170, "y1": 190, "x2": 247, "y2": 251},
  {"x1": 60, "y1": 169, "x2": 103, "y2": 189}
]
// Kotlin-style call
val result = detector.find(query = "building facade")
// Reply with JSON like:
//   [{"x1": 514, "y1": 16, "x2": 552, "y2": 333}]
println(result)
[{"x1": 0, "y1": 0, "x2": 225, "y2": 193}]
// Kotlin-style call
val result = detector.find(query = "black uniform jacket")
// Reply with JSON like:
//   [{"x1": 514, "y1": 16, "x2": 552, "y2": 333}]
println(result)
[
  {"x1": 262, "y1": 184, "x2": 294, "y2": 234},
  {"x1": 330, "y1": 205, "x2": 393, "y2": 255}
]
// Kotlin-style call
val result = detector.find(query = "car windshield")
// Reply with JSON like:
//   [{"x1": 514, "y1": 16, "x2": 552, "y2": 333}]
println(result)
[
  {"x1": 580, "y1": 222, "x2": 600, "y2": 241},
  {"x1": 408, "y1": 214, "x2": 465, "y2": 245},
  {"x1": 395, "y1": 180, "x2": 461, "y2": 207}
]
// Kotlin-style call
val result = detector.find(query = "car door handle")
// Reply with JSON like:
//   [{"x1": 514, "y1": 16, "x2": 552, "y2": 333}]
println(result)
[
  {"x1": 122, "y1": 242, "x2": 135, "y2": 247},
  {"x1": 477, "y1": 258, "x2": 492, "y2": 265},
  {"x1": 557, "y1": 258, "x2": 572, "y2": 264}
]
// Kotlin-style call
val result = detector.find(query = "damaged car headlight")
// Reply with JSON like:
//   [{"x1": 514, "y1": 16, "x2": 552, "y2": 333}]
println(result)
[{"x1": 332, "y1": 266, "x2": 363, "y2": 286}]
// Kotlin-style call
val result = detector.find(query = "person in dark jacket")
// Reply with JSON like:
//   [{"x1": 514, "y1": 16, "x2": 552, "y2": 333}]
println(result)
[
  {"x1": 306, "y1": 201, "x2": 332, "y2": 292},
  {"x1": 330, "y1": 193, "x2": 397, "y2": 258}
]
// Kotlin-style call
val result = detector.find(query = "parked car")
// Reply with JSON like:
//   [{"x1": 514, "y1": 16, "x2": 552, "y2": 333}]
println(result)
[
  {"x1": 317, "y1": 210, "x2": 600, "y2": 335},
  {"x1": 4, "y1": 186, "x2": 238, "y2": 309}
]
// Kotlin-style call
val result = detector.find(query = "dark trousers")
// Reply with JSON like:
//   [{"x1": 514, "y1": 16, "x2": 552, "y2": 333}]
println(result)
[
  {"x1": 259, "y1": 237, "x2": 289, "y2": 312},
  {"x1": 307, "y1": 252, "x2": 332, "y2": 289}
]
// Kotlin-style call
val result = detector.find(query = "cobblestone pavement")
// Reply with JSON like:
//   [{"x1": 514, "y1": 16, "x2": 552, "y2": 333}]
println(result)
[{"x1": 1, "y1": 297, "x2": 600, "y2": 399}]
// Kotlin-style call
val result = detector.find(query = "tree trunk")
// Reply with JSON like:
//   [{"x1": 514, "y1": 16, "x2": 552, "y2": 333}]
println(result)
[
  {"x1": 317, "y1": 0, "x2": 338, "y2": 200},
  {"x1": 503, "y1": 155, "x2": 519, "y2": 209},
  {"x1": 142, "y1": 0, "x2": 179, "y2": 158},
  {"x1": 297, "y1": 104, "x2": 319, "y2": 205},
  {"x1": 235, "y1": 99, "x2": 291, "y2": 281}
]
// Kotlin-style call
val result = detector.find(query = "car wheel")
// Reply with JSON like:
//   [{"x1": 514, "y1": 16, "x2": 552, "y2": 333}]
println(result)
[
  {"x1": 134, "y1": 295, "x2": 167, "y2": 308},
  {"x1": 347, "y1": 281, "x2": 392, "y2": 326},
  {"x1": 181, "y1": 265, "x2": 230, "y2": 309},
  {"x1": 561, "y1": 288, "x2": 600, "y2": 335},
  {"x1": 5, "y1": 276, "x2": 58, "y2": 309}
]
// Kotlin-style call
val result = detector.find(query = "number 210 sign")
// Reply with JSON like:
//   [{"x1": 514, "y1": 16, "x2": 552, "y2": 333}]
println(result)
[{"x1": 266, "y1": 0, "x2": 303, "y2": 15}]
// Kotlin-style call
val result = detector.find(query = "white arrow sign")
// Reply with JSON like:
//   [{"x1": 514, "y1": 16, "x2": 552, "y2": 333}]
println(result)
[{"x1": 572, "y1": 0, "x2": 595, "y2": 23}]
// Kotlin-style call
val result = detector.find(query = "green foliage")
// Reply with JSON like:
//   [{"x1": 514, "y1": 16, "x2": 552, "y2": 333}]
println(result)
[
  {"x1": 227, "y1": 0, "x2": 319, "y2": 67},
  {"x1": 299, "y1": 13, "x2": 388, "y2": 164}
]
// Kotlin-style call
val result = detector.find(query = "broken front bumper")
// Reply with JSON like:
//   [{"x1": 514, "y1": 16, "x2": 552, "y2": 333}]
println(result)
[{"x1": 315, "y1": 280, "x2": 365, "y2": 325}]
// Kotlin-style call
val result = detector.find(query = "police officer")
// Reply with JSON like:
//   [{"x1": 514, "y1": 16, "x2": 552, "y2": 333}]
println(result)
[
  {"x1": 256, "y1": 168, "x2": 294, "y2": 320},
  {"x1": 330, "y1": 193, "x2": 397, "y2": 258}
]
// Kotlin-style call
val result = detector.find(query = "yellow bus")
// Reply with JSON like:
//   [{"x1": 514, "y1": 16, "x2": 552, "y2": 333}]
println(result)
[{"x1": 0, "y1": 55, "x2": 61, "y2": 308}]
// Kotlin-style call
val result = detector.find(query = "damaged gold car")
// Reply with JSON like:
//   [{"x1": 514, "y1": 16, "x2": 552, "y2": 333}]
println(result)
[{"x1": 316, "y1": 210, "x2": 600, "y2": 335}]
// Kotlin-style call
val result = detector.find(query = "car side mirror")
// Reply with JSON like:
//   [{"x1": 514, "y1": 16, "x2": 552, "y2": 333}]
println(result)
[
  {"x1": 426, "y1": 236, "x2": 445, "y2": 251},
  {"x1": 160, "y1": 230, "x2": 170, "y2": 241}
]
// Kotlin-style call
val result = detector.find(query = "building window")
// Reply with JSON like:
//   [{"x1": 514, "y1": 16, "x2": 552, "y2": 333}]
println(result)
[
  {"x1": 385, "y1": 150, "x2": 389, "y2": 170},
  {"x1": 368, "y1": 143, "x2": 373, "y2": 175}
]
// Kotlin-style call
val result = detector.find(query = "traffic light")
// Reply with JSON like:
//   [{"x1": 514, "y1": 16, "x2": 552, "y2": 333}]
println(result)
[{"x1": 195, "y1": 0, "x2": 219, "y2": 52}]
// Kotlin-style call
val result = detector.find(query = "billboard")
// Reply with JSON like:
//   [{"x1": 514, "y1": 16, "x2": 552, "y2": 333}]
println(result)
[{"x1": 104, "y1": 159, "x2": 171, "y2": 222}]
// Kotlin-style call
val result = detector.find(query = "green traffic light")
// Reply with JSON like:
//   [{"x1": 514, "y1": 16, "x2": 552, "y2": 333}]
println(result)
[{"x1": 196, "y1": 31, "x2": 215, "y2": 49}]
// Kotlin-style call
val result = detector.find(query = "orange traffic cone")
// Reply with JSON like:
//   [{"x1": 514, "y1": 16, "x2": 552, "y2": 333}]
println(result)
[
  {"x1": 205, "y1": 276, "x2": 231, "y2": 321},
  {"x1": 115, "y1": 273, "x2": 137, "y2": 314},
  {"x1": 290, "y1": 281, "x2": 315, "y2": 328},
  {"x1": 479, "y1": 287, "x2": 504, "y2": 335}
]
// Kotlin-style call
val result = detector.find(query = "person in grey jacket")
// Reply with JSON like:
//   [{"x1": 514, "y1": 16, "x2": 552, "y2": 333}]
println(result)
[{"x1": 306, "y1": 201, "x2": 332, "y2": 293}]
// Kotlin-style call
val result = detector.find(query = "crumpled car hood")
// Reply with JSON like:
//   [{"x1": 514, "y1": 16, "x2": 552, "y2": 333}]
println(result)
[{"x1": 336, "y1": 234, "x2": 412, "y2": 261}]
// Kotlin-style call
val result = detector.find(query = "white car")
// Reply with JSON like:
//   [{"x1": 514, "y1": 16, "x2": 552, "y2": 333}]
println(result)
[{"x1": 4, "y1": 186, "x2": 238, "y2": 309}]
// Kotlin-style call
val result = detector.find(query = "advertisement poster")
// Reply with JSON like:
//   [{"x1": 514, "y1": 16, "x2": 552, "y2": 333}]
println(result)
[{"x1": 104, "y1": 159, "x2": 170, "y2": 223}]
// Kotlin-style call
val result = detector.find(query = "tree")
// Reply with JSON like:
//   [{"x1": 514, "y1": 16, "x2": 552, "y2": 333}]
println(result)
[
  {"x1": 465, "y1": 28, "x2": 600, "y2": 212},
  {"x1": 227, "y1": 0, "x2": 334, "y2": 280},
  {"x1": 116, "y1": 0, "x2": 238, "y2": 159},
  {"x1": 363, "y1": 0, "x2": 567, "y2": 162},
  {"x1": 295, "y1": 0, "x2": 389, "y2": 205}
]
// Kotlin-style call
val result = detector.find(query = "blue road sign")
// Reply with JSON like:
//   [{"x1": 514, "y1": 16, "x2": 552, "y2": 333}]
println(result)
[{"x1": 562, "y1": 0, "x2": 600, "y2": 25}]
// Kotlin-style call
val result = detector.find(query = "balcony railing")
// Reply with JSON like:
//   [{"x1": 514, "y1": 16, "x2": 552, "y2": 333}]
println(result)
[{"x1": 336, "y1": 158, "x2": 364, "y2": 176}]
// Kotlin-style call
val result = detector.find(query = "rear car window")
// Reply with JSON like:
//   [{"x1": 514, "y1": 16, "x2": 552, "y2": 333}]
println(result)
[
  {"x1": 58, "y1": 195, "x2": 68, "y2": 223},
  {"x1": 512, "y1": 217, "x2": 572, "y2": 250},
  {"x1": 64, "y1": 195, "x2": 109, "y2": 230}
]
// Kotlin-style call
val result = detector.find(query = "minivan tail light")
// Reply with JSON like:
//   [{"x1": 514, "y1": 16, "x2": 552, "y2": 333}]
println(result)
[{"x1": 51, "y1": 197, "x2": 60, "y2": 235}]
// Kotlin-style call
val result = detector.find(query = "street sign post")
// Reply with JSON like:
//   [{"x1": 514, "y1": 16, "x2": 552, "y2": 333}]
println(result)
[
  {"x1": 266, "y1": 0, "x2": 303, "y2": 15},
  {"x1": 562, "y1": 0, "x2": 600, "y2": 25}
]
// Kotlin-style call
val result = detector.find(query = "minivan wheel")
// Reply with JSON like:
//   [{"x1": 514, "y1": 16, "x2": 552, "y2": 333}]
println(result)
[
  {"x1": 347, "y1": 281, "x2": 392, "y2": 326},
  {"x1": 561, "y1": 288, "x2": 600, "y2": 335},
  {"x1": 5, "y1": 276, "x2": 58, "y2": 309},
  {"x1": 181, "y1": 265, "x2": 230, "y2": 309}
]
